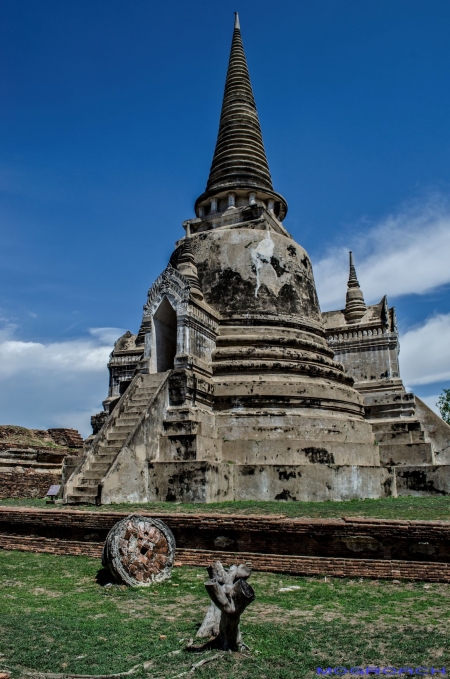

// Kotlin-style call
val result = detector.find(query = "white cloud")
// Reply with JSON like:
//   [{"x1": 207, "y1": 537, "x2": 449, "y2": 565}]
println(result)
[
  {"x1": 400, "y1": 313, "x2": 450, "y2": 387},
  {"x1": 88, "y1": 327, "x2": 126, "y2": 345},
  {"x1": 0, "y1": 327, "x2": 125, "y2": 437},
  {"x1": 0, "y1": 335, "x2": 112, "y2": 379},
  {"x1": 314, "y1": 196, "x2": 450, "y2": 310}
]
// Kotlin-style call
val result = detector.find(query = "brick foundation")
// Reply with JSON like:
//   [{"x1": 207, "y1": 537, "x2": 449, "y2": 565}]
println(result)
[
  {"x1": 0, "y1": 507, "x2": 449, "y2": 582},
  {"x1": 0, "y1": 471, "x2": 61, "y2": 499}
]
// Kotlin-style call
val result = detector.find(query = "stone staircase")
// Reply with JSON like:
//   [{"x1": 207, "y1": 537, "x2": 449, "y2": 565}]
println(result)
[
  {"x1": 64, "y1": 373, "x2": 166, "y2": 504},
  {"x1": 354, "y1": 380, "x2": 435, "y2": 467},
  {"x1": 370, "y1": 418, "x2": 434, "y2": 466}
]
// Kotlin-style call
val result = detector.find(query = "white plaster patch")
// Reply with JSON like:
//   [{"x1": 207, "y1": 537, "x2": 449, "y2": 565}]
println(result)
[
  {"x1": 250, "y1": 232, "x2": 291, "y2": 297},
  {"x1": 250, "y1": 232, "x2": 275, "y2": 297},
  {"x1": 250, "y1": 231, "x2": 275, "y2": 297}
]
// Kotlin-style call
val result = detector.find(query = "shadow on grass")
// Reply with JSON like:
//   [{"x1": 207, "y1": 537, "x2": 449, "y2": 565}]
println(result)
[{"x1": 95, "y1": 567, "x2": 115, "y2": 586}]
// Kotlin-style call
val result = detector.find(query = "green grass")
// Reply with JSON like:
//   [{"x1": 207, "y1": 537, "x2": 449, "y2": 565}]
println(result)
[
  {"x1": 1, "y1": 495, "x2": 450, "y2": 521},
  {"x1": 0, "y1": 550, "x2": 448, "y2": 678}
]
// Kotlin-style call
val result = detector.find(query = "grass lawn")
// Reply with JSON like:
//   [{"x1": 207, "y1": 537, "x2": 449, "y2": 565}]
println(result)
[
  {"x1": 1, "y1": 495, "x2": 450, "y2": 521},
  {"x1": 0, "y1": 550, "x2": 449, "y2": 678}
]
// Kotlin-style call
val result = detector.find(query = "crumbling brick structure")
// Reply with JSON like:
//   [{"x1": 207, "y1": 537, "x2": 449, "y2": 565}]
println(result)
[{"x1": 0, "y1": 426, "x2": 83, "y2": 499}]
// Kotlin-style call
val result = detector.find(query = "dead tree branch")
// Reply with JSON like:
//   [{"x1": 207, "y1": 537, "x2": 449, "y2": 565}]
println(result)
[{"x1": 197, "y1": 561, "x2": 252, "y2": 639}]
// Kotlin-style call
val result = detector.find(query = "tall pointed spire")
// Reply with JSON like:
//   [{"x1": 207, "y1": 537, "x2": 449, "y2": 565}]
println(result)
[
  {"x1": 344, "y1": 251, "x2": 367, "y2": 323},
  {"x1": 195, "y1": 13, "x2": 288, "y2": 221}
]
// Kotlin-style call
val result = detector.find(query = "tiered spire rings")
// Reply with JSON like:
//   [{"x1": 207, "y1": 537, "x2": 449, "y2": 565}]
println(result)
[
  {"x1": 195, "y1": 13, "x2": 288, "y2": 221},
  {"x1": 344, "y1": 251, "x2": 367, "y2": 323}
]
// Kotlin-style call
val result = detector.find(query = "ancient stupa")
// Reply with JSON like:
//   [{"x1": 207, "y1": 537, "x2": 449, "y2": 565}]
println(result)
[{"x1": 64, "y1": 14, "x2": 450, "y2": 504}]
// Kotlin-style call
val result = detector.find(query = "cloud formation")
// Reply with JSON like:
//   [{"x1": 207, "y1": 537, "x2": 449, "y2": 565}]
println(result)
[
  {"x1": 313, "y1": 195, "x2": 450, "y2": 310},
  {"x1": 400, "y1": 313, "x2": 450, "y2": 387},
  {"x1": 0, "y1": 326, "x2": 124, "y2": 437}
]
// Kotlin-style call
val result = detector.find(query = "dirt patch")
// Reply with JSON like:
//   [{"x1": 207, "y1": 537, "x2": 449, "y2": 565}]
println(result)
[
  {"x1": 114, "y1": 593, "x2": 202, "y2": 620},
  {"x1": 246, "y1": 603, "x2": 345, "y2": 625},
  {"x1": 87, "y1": 613, "x2": 108, "y2": 619},
  {"x1": 1, "y1": 579, "x2": 25, "y2": 588},
  {"x1": 31, "y1": 587, "x2": 62, "y2": 598}
]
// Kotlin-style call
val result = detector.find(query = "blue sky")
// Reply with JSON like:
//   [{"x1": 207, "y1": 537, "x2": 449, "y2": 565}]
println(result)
[{"x1": 1, "y1": 0, "x2": 450, "y2": 435}]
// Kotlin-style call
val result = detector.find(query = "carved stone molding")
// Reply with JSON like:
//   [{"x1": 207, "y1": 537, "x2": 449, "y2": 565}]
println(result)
[{"x1": 143, "y1": 264, "x2": 191, "y2": 318}]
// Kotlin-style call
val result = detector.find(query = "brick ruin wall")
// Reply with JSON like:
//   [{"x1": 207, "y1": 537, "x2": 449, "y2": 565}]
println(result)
[
  {"x1": 46, "y1": 428, "x2": 84, "y2": 448},
  {"x1": 0, "y1": 508, "x2": 449, "y2": 582},
  {"x1": 0, "y1": 427, "x2": 84, "y2": 499},
  {"x1": 0, "y1": 470, "x2": 62, "y2": 499}
]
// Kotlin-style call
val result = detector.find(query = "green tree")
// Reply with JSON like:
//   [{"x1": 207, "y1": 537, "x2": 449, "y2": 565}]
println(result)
[{"x1": 437, "y1": 388, "x2": 450, "y2": 425}]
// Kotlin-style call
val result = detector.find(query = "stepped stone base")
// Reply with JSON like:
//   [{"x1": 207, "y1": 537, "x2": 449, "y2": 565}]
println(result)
[
  {"x1": 395, "y1": 466, "x2": 450, "y2": 496},
  {"x1": 64, "y1": 368, "x2": 450, "y2": 505},
  {"x1": 147, "y1": 461, "x2": 392, "y2": 503}
]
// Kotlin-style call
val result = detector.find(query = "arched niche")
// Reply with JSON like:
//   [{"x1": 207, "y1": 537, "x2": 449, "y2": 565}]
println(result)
[{"x1": 153, "y1": 297, "x2": 177, "y2": 372}]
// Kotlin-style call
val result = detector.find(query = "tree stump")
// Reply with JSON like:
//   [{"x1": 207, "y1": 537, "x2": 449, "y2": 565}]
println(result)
[
  {"x1": 197, "y1": 561, "x2": 255, "y2": 651},
  {"x1": 102, "y1": 515, "x2": 176, "y2": 586}
]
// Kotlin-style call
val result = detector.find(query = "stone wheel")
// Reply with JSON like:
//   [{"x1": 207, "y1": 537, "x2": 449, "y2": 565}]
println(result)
[{"x1": 102, "y1": 515, "x2": 176, "y2": 586}]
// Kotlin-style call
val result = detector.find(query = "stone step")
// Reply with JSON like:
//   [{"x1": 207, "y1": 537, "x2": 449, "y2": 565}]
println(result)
[
  {"x1": 370, "y1": 420, "x2": 424, "y2": 442},
  {"x1": 94, "y1": 446, "x2": 121, "y2": 462},
  {"x1": 130, "y1": 398, "x2": 151, "y2": 407},
  {"x1": 370, "y1": 419, "x2": 422, "y2": 431},
  {"x1": 379, "y1": 442, "x2": 434, "y2": 466},
  {"x1": 97, "y1": 444, "x2": 121, "y2": 453},
  {"x1": 106, "y1": 433, "x2": 128, "y2": 442},
  {"x1": 90, "y1": 462, "x2": 116, "y2": 472},
  {"x1": 79, "y1": 478, "x2": 99, "y2": 487},
  {"x1": 75, "y1": 484, "x2": 101, "y2": 493},
  {"x1": 88, "y1": 462, "x2": 111, "y2": 473},
  {"x1": 148, "y1": 373, "x2": 168, "y2": 385},
  {"x1": 82, "y1": 470, "x2": 105, "y2": 480},
  {"x1": 124, "y1": 406, "x2": 145, "y2": 414},
  {"x1": 95, "y1": 452, "x2": 120, "y2": 461},
  {"x1": 115, "y1": 421, "x2": 139, "y2": 430},
  {"x1": 365, "y1": 401, "x2": 416, "y2": 418},
  {"x1": 132, "y1": 389, "x2": 156, "y2": 397},
  {"x1": 374, "y1": 430, "x2": 425, "y2": 444},
  {"x1": 66, "y1": 494, "x2": 98, "y2": 505},
  {"x1": 113, "y1": 424, "x2": 137, "y2": 433}
]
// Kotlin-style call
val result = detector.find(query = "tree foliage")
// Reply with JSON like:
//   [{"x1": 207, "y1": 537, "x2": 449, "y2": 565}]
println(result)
[{"x1": 437, "y1": 388, "x2": 450, "y2": 425}]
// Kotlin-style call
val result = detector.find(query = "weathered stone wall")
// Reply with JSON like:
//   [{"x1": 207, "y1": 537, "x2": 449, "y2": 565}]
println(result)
[
  {"x1": 329, "y1": 333, "x2": 400, "y2": 383},
  {"x1": 193, "y1": 227, "x2": 321, "y2": 320},
  {"x1": 1, "y1": 508, "x2": 450, "y2": 581},
  {"x1": 323, "y1": 301, "x2": 400, "y2": 385}
]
